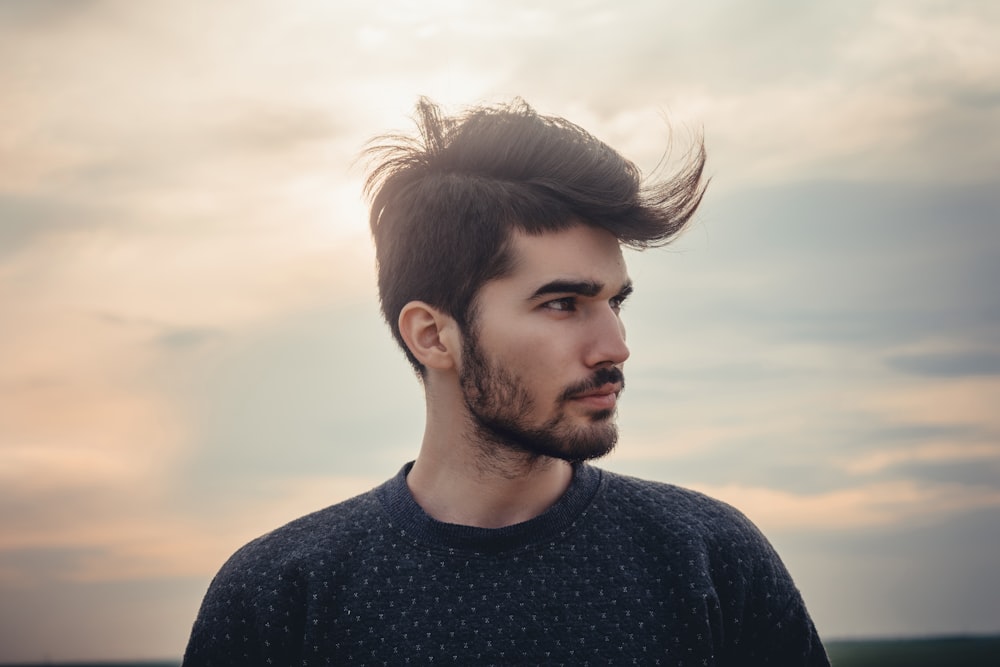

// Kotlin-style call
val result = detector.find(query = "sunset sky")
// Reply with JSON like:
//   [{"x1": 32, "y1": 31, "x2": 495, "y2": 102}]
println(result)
[{"x1": 1, "y1": 0, "x2": 999, "y2": 661}]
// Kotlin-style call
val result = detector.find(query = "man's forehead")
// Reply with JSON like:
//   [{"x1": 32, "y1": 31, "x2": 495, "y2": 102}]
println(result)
[{"x1": 507, "y1": 225, "x2": 629, "y2": 284}]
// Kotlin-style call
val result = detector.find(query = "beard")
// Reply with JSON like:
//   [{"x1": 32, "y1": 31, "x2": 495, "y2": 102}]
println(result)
[{"x1": 458, "y1": 331, "x2": 624, "y2": 464}]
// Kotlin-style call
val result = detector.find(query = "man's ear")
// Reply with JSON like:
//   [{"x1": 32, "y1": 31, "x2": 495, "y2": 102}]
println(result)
[{"x1": 398, "y1": 301, "x2": 462, "y2": 371}]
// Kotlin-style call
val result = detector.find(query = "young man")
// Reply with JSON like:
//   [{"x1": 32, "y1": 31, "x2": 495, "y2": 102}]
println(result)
[{"x1": 183, "y1": 99, "x2": 829, "y2": 665}]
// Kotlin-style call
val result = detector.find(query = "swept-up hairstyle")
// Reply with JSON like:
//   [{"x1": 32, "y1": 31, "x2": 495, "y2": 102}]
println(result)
[{"x1": 364, "y1": 98, "x2": 707, "y2": 374}]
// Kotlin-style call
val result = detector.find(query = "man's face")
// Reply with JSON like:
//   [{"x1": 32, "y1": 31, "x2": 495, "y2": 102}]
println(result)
[{"x1": 458, "y1": 224, "x2": 632, "y2": 462}]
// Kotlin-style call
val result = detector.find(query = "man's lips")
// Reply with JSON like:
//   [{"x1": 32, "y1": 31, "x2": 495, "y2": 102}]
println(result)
[
  {"x1": 570, "y1": 383, "x2": 622, "y2": 399},
  {"x1": 568, "y1": 383, "x2": 622, "y2": 409}
]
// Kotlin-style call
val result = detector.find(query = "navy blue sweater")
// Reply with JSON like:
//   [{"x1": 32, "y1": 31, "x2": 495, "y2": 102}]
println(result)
[{"x1": 184, "y1": 463, "x2": 828, "y2": 666}]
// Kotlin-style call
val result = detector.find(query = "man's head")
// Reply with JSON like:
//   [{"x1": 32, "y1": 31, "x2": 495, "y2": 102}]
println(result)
[
  {"x1": 364, "y1": 98, "x2": 707, "y2": 375},
  {"x1": 455, "y1": 223, "x2": 633, "y2": 462}
]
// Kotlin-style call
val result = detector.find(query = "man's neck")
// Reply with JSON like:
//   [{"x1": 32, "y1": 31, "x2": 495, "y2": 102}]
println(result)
[{"x1": 406, "y1": 428, "x2": 574, "y2": 529}]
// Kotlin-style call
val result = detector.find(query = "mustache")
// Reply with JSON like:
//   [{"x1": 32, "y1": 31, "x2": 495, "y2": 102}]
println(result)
[{"x1": 560, "y1": 366, "x2": 625, "y2": 401}]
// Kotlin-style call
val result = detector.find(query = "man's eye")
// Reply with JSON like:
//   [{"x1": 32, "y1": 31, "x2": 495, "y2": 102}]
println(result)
[{"x1": 543, "y1": 298, "x2": 576, "y2": 312}]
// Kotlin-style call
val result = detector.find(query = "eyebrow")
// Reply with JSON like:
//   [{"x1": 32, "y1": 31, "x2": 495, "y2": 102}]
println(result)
[{"x1": 529, "y1": 279, "x2": 634, "y2": 301}]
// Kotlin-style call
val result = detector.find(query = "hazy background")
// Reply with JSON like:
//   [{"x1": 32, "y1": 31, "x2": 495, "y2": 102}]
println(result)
[{"x1": 1, "y1": 0, "x2": 998, "y2": 661}]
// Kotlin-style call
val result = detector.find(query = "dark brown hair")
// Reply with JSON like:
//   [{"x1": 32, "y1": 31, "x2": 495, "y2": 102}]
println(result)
[{"x1": 364, "y1": 98, "x2": 707, "y2": 373}]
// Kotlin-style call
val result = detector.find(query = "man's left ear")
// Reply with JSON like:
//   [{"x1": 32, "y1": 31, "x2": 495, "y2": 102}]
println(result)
[{"x1": 397, "y1": 301, "x2": 462, "y2": 372}]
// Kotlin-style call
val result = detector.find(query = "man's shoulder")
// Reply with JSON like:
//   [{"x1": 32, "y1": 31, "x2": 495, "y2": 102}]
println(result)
[
  {"x1": 214, "y1": 482, "x2": 386, "y2": 579},
  {"x1": 600, "y1": 467, "x2": 737, "y2": 510},
  {"x1": 597, "y1": 468, "x2": 761, "y2": 539}
]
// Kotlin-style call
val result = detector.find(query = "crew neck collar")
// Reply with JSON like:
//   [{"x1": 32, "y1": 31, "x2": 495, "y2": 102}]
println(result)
[{"x1": 376, "y1": 461, "x2": 602, "y2": 555}]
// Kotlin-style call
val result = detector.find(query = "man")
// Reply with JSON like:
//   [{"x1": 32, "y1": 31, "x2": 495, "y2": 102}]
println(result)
[{"x1": 183, "y1": 99, "x2": 829, "y2": 665}]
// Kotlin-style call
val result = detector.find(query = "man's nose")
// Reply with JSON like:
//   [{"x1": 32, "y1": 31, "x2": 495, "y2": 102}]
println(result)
[{"x1": 585, "y1": 307, "x2": 630, "y2": 368}]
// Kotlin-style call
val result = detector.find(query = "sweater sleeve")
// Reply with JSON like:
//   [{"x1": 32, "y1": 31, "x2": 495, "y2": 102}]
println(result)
[
  {"x1": 182, "y1": 541, "x2": 306, "y2": 667},
  {"x1": 182, "y1": 566, "x2": 264, "y2": 666},
  {"x1": 722, "y1": 513, "x2": 830, "y2": 666},
  {"x1": 764, "y1": 592, "x2": 831, "y2": 666}
]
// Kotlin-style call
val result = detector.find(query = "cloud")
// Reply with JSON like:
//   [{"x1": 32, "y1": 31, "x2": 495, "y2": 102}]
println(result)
[
  {"x1": 0, "y1": 473, "x2": 379, "y2": 586},
  {"x1": 486, "y1": 1, "x2": 1000, "y2": 186},
  {"x1": 689, "y1": 479, "x2": 1000, "y2": 533},
  {"x1": 781, "y1": 504, "x2": 1000, "y2": 639},
  {"x1": 0, "y1": 195, "x2": 99, "y2": 260},
  {"x1": 155, "y1": 327, "x2": 224, "y2": 350},
  {"x1": 887, "y1": 351, "x2": 1000, "y2": 378},
  {"x1": 2, "y1": 0, "x2": 1000, "y2": 658},
  {"x1": 0, "y1": 0, "x2": 99, "y2": 28},
  {"x1": 634, "y1": 181, "x2": 1000, "y2": 353},
  {"x1": 168, "y1": 301, "x2": 424, "y2": 493},
  {"x1": 0, "y1": 575, "x2": 206, "y2": 662}
]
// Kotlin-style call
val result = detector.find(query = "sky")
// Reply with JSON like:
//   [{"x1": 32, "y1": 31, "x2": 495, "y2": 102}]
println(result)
[{"x1": 1, "y1": 0, "x2": 998, "y2": 661}]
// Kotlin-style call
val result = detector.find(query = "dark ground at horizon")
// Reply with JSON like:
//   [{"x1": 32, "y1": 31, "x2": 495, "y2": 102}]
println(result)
[{"x1": 4, "y1": 635, "x2": 999, "y2": 667}]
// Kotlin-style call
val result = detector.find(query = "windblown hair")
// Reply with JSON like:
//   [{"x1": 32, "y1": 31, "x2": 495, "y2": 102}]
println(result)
[{"x1": 364, "y1": 97, "x2": 707, "y2": 373}]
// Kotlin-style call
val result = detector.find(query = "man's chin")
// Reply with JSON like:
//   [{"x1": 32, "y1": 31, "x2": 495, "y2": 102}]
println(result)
[
  {"x1": 553, "y1": 441, "x2": 616, "y2": 464},
  {"x1": 472, "y1": 414, "x2": 617, "y2": 464},
  {"x1": 550, "y1": 423, "x2": 618, "y2": 463}
]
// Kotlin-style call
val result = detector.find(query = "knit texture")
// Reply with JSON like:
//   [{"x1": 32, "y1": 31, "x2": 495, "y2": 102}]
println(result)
[{"x1": 183, "y1": 463, "x2": 828, "y2": 666}]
